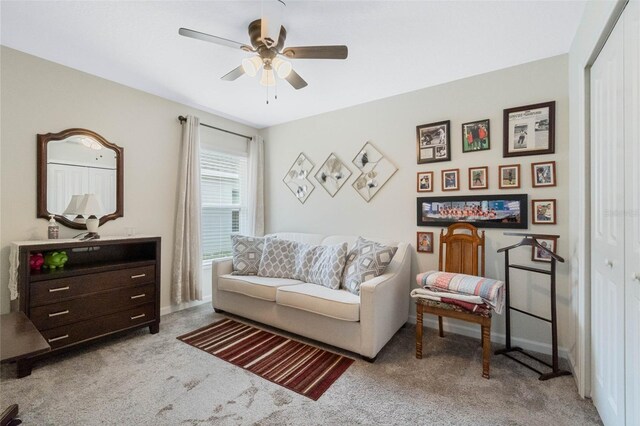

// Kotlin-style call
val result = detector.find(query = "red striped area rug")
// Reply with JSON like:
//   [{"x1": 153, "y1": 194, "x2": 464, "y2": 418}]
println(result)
[{"x1": 177, "y1": 318, "x2": 354, "y2": 400}]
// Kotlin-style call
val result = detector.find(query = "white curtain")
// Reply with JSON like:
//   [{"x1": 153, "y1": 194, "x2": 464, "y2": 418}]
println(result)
[
  {"x1": 172, "y1": 115, "x2": 202, "y2": 304},
  {"x1": 247, "y1": 135, "x2": 265, "y2": 236}
]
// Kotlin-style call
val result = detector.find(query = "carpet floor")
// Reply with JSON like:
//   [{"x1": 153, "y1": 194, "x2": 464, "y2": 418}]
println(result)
[{"x1": 0, "y1": 304, "x2": 601, "y2": 425}]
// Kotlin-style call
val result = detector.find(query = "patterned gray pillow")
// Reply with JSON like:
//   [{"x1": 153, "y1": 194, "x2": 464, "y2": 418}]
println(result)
[
  {"x1": 295, "y1": 243, "x2": 348, "y2": 290},
  {"x1": 258, "y1": 238, "x2": 298, "y2": 279},
  {"x1": 231, "y1": 235, "x2": 266, "y2": 275},
  {"x1": 341, "y1": 237, "x2": 398, "y2": 295}
]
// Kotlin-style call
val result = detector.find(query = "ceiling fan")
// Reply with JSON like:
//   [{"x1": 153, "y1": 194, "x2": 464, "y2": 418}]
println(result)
[{"x1": 178, "y1": 19, "x2": 348, "y2": 90}]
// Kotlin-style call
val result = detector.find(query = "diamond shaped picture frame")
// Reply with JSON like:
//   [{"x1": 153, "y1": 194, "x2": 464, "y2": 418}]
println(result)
[
  {"x1": 352, "y1": 142, "x2": 397, "y2": 203},
  {"x1": 283, "y1": 153, "x2": 315, "y2": 204},
  {"x1": 314, "y1": 153, "x2": 352, "y2": 197}
]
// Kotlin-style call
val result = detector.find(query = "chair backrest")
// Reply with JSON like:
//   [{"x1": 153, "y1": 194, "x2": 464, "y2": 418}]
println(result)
[{"x1": 438, "y1": 223, "x2": 485, "y2": 276}]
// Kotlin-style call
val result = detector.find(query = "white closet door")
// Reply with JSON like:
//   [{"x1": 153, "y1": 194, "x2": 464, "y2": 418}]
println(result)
[
  {"x1": 624, "y1": 1, "x2": 640, "y2": 424},
  {"x1": 590, "y1": 16, "x2": 625, "y2": 426}
]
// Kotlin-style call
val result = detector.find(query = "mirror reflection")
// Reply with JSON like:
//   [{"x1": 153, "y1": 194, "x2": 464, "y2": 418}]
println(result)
[{"x1": 46, "y1": 136, "x2": 117, "y2": 219}]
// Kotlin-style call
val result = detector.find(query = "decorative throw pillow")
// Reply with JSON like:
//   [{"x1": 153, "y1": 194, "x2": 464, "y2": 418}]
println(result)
[
  {"x1": 341, "y1": 237, "x2": 398, "y2": 295},
  {"x1": 258, "y1": 238, "x2": 299, "y2": 279},
  {"x1": 231, "y1": 235, "x2": 266, "y2": 275},
  {"x1": 295, "y1": 243, "x2": 348, "y2": 290}
]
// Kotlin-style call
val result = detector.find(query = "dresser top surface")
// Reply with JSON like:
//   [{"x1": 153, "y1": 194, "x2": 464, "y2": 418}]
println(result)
[{"x1": 13, "y1": 236, "x2": 161, "y2": 251}]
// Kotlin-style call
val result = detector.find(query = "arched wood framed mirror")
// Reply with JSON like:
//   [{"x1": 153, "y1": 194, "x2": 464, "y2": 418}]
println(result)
[{"x1": 37, "y1": 128, "x2": 124, "y2": 230}]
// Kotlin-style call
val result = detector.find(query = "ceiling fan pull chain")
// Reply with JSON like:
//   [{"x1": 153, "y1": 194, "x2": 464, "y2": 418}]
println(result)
[{"x1": 266, "y1": 83, "x2": 269, "y2": 104}]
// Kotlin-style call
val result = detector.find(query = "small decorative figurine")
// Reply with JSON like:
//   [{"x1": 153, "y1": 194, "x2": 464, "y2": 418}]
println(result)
[
  {"x1": 43, "y1": 251, "x2": 68, "y2": 269},
  {"x1": 29, "y1": 253, "x2": 45, "y2": 270}
]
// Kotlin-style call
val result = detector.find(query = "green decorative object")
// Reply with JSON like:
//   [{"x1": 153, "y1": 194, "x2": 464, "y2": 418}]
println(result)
[{"x1": 43, "y1": 251, "x2": 68, "y2": 269}]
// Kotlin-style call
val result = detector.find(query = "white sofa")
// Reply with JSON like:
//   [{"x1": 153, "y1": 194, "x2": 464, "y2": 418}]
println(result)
[{"x1": 211, "y1": 232, "x2": 411, "y2": 360}]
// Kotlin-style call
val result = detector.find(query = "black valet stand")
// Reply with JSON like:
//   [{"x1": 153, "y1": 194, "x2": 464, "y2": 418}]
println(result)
[{"x1": 495, "y1": 233, "x2": 571, "y2": 381}]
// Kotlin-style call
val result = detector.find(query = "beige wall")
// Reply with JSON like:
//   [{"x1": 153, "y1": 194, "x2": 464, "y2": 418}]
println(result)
[
  {"x1": 0, "y1": 46, "x2": 257, "y2": 314},
  {"x1": 261, "y1": 55, "x2": 571, "y2": 354}
]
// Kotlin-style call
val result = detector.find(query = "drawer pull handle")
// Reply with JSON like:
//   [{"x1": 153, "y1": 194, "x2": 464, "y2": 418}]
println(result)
[
  {"x1": 131, "y1": 314, "x2": 146, "y2": 320},
  {"x1": 130, "y1": 293, "x2": 146, "y2": 299},
  {"x1": 131, "y1": 274, "x2": 146, "y2": 279},
  {"x1": 48, "y1": 310, "x2": 69, "y2": 317},
  {"x1": 48, "y1": 334, "x2": 69, "y2": 343},
  {"x1": 49, "y1": 286, "x2": 70, "y2": 293}
]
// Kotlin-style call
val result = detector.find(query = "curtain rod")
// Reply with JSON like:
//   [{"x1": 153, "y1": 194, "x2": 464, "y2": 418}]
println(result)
[{"x1": 178, "y1": 116, "x2": 252, "y2": 140}]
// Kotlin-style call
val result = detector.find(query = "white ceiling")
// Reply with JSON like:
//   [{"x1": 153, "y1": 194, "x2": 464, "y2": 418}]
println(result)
[{"x1": 1, "y1": 1, "x2": 585, "y2": 129}]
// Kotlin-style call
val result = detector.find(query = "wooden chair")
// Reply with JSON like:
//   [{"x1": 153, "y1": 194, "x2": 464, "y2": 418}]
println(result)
[{"x1": 415, "y1": 223, "x2": 492, "y2": 379}]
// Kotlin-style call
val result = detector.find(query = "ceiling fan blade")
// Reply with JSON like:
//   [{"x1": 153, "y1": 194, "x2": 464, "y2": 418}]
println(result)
[
  {"x1": 221, "y1": 65, "x2": 245, "y2": 81},
  {"x1": 285, "y1": 69, "x2": 308, "y2": 90},
  {"x1": 282, "y1": 45, "x2": 348, "y2": 60},
  {"x1": 179, "y1": 28, "x2": 253, "y2": 52}
]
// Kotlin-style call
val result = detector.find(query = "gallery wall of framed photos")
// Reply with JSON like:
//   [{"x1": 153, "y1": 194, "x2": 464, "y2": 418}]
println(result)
[
  {"x1": 262, "y1": 55, "x2": 570, "y2": 349},
  {"x1": 415, "y1": 99, "x2": 564, "y2": 265}
]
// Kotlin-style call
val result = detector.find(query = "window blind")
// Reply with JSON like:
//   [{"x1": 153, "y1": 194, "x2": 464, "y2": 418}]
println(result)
[{"x1": 201, "y1": 148, "x2": 248, "y2": 261}]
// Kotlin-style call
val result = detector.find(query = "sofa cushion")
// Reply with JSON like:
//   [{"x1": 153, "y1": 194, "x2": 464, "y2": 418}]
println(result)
[
  {"x1": 342, "y1": 237, "x2": 398, "y2": 295},
  {"x1": 296, "y1": 243, "x2": 348, "y2": 290},
  {"x1": 276, "y1": 283, "x2": 360, "y2": 322},
  {"x1": 231, "y1": 235, "x2": 266, "y2": 275},
  {"x1": 258, "y1": 238, "x2": 348, "y2": 290},
  {"x1": 258, "y1": 238, "x2": 298, "y2": 279},
  {"x1": 218, "y1": 274, "x2": 304, "y2": 301}
]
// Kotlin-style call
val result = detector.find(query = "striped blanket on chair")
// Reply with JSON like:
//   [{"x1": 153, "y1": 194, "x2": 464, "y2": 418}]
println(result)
[{"x1": 413, "y1": 271, "x2": 505, "y2": 314}]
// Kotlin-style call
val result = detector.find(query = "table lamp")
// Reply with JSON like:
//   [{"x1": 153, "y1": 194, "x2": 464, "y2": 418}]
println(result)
[
  {"x1": 63, "y1": 194, "x2": 86, "y2": 223},
  {"x1": 78, "y1": 194, "x2": 103, "y2": 238}
]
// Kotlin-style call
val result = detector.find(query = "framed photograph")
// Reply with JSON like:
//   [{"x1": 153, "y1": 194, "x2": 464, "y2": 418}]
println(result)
[
  {"x1": 352, "y1": 141, "x2": 398, "y2": 202},
  {"x1": 417, "y1": 194, "x2": 528, "y2": 229},
  {"x1": 417, "y1": 171, "x2": 434, "y2": 193},
  {"x1": 417, "y1": 231, "x2": 434, "y2": 253},
  {"x1": 462, "y1": 119, "x2": 490, "y2": 153},
  {"x1": 498, "y1": 164, "x2": 521, "y2": 189},
  {"x1": 531, "y1": 161, "x2": 556, "y2": 187},
  {"x1": 314, "y1": 153, "x2": 352, "y2": 197},
  {"x1": 503, "y1": 101, "x2": 555, "y2": 157},
  {"x1": 531, "y1": 236, "x2": 558, "y2": 263},
  {"x1": 532, "y1": 199, "x2": 557, "y2": 224},
  {"x1": 441, "y1": 169, "x2": 460, "y2": 191},
  {"x1": 416, "y1": 120, "x2": 451, "y2": 164},
  {"x1": 469, "y1": 166, "x2": 489, "y2": 190},
  {"x1": 283, "y1": 153, "x2": 315, "y2": 204}
]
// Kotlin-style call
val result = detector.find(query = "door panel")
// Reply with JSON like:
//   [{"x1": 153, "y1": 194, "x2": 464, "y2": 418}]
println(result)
[
  {"x1": 590, "y1": 17, "x2": 625, "y2": 426},
  {"x1": 624, "y1": 1, "x2": 640, "y2": 424}
]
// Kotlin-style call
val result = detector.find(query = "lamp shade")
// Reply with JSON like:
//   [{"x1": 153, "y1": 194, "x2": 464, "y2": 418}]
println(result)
[
  {"x1": 241, "y1": 56, "x2": 263, "y2": 77},
  {"x1": 271, "y1": 57, "x2": 292, "y2": 78},
  {"x1": 76, "y1": 194, "x2": 104, "y2": 218},
  {"x1": 260, "y1": 68, "x2": 276, "y2": 87},
  {"x1": 63, "y1": 194, "x2": 85, "y2": 215}
]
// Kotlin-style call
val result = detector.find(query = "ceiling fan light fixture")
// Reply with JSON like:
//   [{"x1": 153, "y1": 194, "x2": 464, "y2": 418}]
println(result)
[
  {"x1": 241, "y1": 56, "x2": 263, "y2": 77},
  {"x1": 260, "y1": 68, "x2": 276, "y2": 87},
  {"x1": 271, "y1": 57, "x2": 292, "y2": 78}
]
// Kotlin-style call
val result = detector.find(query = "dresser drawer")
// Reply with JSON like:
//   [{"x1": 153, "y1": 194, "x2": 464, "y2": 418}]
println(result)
[
  {"x1": 30, "y1": 265, "x2": 155, "y2": 307},
  {"x1": 39, "y1": 303, "x2": 155, "y2": 350},
  {"x1": 30, "y1": 283, "x2": 155, "y2": 330}
]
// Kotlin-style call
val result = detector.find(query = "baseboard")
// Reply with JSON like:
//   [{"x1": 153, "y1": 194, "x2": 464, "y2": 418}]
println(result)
[
  {"x1": 409, "y1": 314, "x2": 569, "y2": 359},
  {"x1": 160, "y1": 296, "x2": 212, "y2": 316}
]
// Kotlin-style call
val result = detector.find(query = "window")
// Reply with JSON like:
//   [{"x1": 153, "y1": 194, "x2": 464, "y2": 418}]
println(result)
[{"x1": 200, "y1": 148, "x2": 248, "y2": 262}]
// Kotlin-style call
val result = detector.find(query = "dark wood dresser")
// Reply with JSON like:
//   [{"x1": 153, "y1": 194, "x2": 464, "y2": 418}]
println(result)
[{"x1": 15, "y1": 237, "x2": 160, "y2": 377}]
